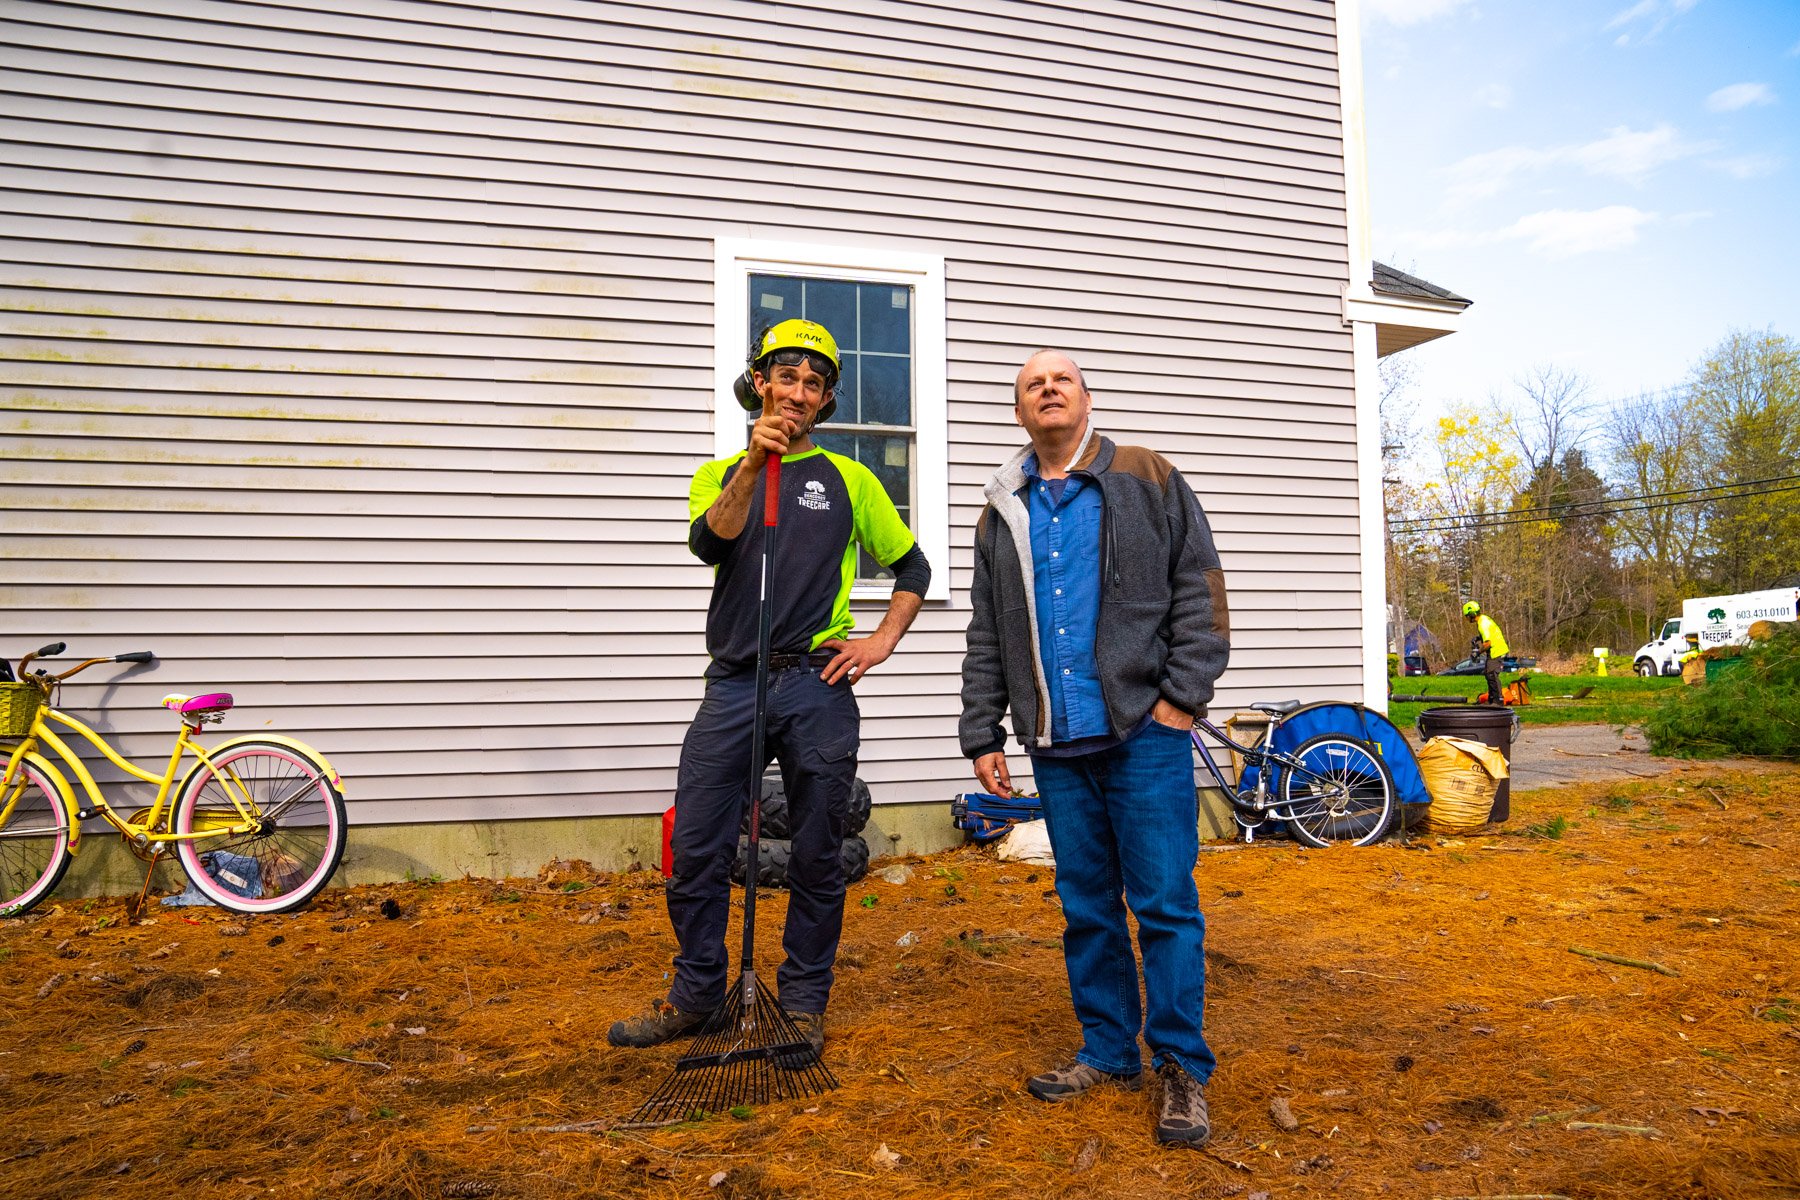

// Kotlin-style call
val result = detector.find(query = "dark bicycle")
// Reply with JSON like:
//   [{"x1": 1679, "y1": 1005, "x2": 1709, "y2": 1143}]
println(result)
[{"x1": 1189, "y1": 701, "x2": 1396, "y2": 847}]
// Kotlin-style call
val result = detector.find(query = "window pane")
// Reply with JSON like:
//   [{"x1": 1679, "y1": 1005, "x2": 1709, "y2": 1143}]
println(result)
[
  {"x1": 750, "y1": 277, "x2": 803, "y2": 342},
  {"x1": 833, "y1": 355, "x2": 861, "y2": 424},
  {"x1": 813, "y1": 431, "x2": 913, "y2": 580},
  {"x1": 860, "y1": 354, "x2": 912, "y2": 426},
  {"x1": 804, "y1": 279, "x2": 858, "y2": 352},
  {"x1": 860, "y1": 284, "x2": 911, "y2": 354}
]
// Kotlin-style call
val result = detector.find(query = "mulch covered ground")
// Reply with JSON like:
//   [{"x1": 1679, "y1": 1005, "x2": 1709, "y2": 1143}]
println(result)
[{"x1": 3, "y1": 764, "x2": 1798, "y2": 1200}]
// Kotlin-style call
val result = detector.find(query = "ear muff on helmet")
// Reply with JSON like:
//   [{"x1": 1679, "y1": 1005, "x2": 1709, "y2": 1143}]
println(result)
[
  {"x1": 735, "y1": 318, "x2": 841, "y2": 423},
  {"x1": 1462, "y1": 601, "x2": 1481, "y2": 616}
]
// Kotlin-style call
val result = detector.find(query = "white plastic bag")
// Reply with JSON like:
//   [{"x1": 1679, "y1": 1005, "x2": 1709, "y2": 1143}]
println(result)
[{"x1": 994, "y1": 819, "x2": 1056, "y2": 866}]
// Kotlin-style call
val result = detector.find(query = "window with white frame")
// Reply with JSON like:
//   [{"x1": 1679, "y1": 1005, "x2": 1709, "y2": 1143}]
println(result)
[{"x1": 714, "y1": 239, "x2": 947, "y2": 601}]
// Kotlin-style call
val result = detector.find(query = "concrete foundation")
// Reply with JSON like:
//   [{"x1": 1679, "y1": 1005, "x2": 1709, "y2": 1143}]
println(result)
[
  {"x1": 46, "y1": 799, "x2": 978, "y2": 899},
  {"x1": 48, "y1": 789, "x2": 1245, "y2": 901}
]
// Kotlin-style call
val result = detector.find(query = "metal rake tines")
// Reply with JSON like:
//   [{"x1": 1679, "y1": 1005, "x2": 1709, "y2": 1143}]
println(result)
[{"x1": 623, "y1": 973, "x2": 837, "y2": 1126}]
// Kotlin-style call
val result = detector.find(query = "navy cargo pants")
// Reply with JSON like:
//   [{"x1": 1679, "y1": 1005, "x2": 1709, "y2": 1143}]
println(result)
[{"x1": 665, "y1": 661, "x2": 859, "y2": 1016}]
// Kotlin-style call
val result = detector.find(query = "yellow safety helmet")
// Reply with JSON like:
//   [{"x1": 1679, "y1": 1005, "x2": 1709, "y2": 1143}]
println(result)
[
  {"x1": 733, "y1": 318, "x2": 842, "y2": 422},
  {"x1": 1462, "y1": 601, "x2": 1481, "y2": 617}
]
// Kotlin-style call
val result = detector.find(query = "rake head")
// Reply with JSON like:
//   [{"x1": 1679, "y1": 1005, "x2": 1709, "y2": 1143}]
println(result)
[{"x1": 623, "y1": 969, "x2": 837, "y2": 1126}]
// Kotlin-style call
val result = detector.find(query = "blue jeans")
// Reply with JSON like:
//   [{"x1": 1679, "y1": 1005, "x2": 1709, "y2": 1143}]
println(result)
[
  {"x1": 1031, "y1": 719, "x2": 1215, "y2": 1082},
  {"x1": 665, "y1": 666, "x2": 859, "y2": 1015}
]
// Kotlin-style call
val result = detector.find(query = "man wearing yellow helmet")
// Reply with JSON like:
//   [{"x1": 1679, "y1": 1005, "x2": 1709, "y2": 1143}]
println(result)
[
  {"x1": 1462, "y1": 601, "x2": 1510, "y2": 704},
  {"x1": 609, "y1": 318, "x2": 931, "y2": 1064}
]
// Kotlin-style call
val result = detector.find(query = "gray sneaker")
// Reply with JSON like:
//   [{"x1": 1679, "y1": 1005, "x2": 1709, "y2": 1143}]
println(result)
[
  {"x1": 1026, "y1": 1060, "x2": 1143, "y2": 1102},
  {"x1": 606, "y1": 999, "x2": 718, "y2": 1048},
  {"x1": 1154, "y1": 1062, "x2": 1211, "y2": 1146},
  {"x1": 776, "y1": 1010, "x2": 826, "y2": 1069}
]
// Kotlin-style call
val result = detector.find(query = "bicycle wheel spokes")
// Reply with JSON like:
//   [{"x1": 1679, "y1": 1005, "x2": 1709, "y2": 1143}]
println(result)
[
  {"x1": 174, "y1": 741, "x2": 346, "y2": 914},
  {"x1": 0, "y1": 758, "x2": 74, "y2": 914},
  {"x1": 1279, "y1": 735, "x2": 1396, "y2": 849}
]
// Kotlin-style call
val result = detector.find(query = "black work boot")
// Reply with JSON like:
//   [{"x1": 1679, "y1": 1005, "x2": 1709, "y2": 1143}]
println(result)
[
  {"x1": 776, "y1": 1010, "x2": 826, "y2": 1069},
  {"x1": 606, "y1": 999, "x2": 718, "y2": 1048},
  {"x1": 1026, "y1": 1060, "x2": 1144, "y2": 1102},
  {"x1": 1154, "y1": 1062, "x2": 1211, "y2": 1147}
]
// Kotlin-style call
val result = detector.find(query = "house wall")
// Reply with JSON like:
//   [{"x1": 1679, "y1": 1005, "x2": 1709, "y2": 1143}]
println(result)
[{"x1": 0, "y1": 0, "x2": 1362, "y2": 879}]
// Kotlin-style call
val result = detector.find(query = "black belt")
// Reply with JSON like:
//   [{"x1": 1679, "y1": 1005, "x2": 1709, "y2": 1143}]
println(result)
[{"x1": 766, "y1": 651, "x2": 837, "y2": 671}]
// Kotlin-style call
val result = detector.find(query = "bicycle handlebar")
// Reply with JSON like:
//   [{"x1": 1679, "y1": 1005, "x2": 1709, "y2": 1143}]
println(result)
[{"x1": 14, "y1": 643, "x2": 157, "y2": 683}]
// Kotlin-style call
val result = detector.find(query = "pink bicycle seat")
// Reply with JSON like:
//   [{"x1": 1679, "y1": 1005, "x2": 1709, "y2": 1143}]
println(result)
[{"x1": 161, "y1": 692, "x2": 234, "y2": 714}]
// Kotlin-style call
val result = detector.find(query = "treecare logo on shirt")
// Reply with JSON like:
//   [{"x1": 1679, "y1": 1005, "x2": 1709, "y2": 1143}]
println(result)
[{"x1": 799, "y1": 479, "x2": 831, "y2": 511}]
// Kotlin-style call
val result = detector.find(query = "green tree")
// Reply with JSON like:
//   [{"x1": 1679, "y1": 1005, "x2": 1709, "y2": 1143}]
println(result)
[{"x1": 1691, "y1": 329, "x2": 1800, "y2": 590}]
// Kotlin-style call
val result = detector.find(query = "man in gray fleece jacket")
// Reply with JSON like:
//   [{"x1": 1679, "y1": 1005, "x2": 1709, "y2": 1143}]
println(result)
[{"x1": 960, "y1": 350, "x2": 1230, "y2": 1149}]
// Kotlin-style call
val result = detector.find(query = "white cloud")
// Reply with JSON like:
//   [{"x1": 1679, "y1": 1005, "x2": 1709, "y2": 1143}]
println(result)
[
  {"x1": 1705, "y1": 82, "x2": 1775, "y2": 112},
  {"x1": 1604, "y1": 0, "x2": 1660, "y2": 29},
  {"x1": 1500, "y1": 207, "x2": 1656, "y2": 257},
  {"x1": 1567, "y1": 124, "x2": 1696, "y2": 177},
  {"x1": 1710, "y1": 153, "x2": 1783, "y2": 179},
  {"x1": 1473, "y1": 82, "x2": 1512, "y2": 109},
  {"x1": 1389, "y1": 205, "x2": 1659, "y2": 259},
  {"x1": 1445, "y1": 124, "x2": 1702, "y2": 201},
  {"x1": 1606, "y1": 0, "x2": 1701, "y2": 44},
  {"x1": 1362, "y1": 0, "x2": 1471, "y2": 26}
]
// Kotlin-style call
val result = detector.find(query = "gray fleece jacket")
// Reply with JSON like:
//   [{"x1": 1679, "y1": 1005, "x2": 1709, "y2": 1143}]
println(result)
[{"x1": 959, "y1": 428, "x2": 1231, "y2": 758}]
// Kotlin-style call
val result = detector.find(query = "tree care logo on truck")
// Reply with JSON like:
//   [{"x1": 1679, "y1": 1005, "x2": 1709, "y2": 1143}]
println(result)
[{"x1": 1701, "y1": 606, "x2": 1730, "y2": 647}]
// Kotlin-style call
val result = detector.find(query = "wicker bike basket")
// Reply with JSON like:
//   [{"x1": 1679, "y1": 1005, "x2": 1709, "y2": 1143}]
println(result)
[{"x1": 1, "y1": 680, "x2": 46, "y2": 739}]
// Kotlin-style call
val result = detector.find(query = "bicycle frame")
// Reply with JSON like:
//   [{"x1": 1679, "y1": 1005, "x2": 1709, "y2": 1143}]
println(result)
[
  {"x1": 1, "y1": 704, "x2": 266, "y2": 857},
  {"x1": 1189, "y1": 712, "x2": 1326, "y2": 829},
  {"x1": 1190, "y1": 714, "x2": 1280, "y2": 817}
]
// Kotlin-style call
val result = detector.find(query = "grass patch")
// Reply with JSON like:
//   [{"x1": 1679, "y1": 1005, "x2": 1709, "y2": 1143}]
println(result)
[
  {"x1": 1524, "y1": 814, "x2": 1571, "y2": 840},
  {"x1": 1755, "y1": 998, "x2": 1796, "y2": 1023},
  {"x1": 1388, "y1": 670, "x2": 1676, "y2": 730}
]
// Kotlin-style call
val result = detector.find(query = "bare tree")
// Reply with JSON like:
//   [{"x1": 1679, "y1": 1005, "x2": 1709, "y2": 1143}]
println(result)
[{"x1": 1603, "y1": 387, "x2": 1704, "y2": 635}]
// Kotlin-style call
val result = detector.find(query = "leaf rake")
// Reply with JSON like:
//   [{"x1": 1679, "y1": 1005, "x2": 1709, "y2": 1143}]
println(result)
[{"x1": 624, "y1": 448, "x2": 839, "y2": 1126}]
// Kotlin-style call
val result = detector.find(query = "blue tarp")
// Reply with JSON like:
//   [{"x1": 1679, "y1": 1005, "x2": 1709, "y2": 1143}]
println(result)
[{"x1": 1240, "y1": 701, "x2": 1431, "y2": 814}]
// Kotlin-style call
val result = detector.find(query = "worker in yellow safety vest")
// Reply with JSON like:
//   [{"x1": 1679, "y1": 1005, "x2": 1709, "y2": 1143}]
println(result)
[{"x1": 1462, "y1": 600, "x2": 1510, "y2": 706}]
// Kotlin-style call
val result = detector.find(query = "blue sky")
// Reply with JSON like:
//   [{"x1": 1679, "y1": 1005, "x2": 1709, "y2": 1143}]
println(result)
[{"x1": 1360, "y1": 0, "x2": 1800, "y2": 423}]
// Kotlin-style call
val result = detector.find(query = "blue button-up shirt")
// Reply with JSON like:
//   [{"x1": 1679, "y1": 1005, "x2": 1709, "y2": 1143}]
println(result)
[{"x1": 1024, "y1": 460, "x2": 1113, "y2": 749}]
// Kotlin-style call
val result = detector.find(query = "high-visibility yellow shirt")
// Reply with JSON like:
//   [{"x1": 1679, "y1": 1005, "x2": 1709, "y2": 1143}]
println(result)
[{"x1": 1475, "y1": 613, "x2": 1509, "y2": 658}]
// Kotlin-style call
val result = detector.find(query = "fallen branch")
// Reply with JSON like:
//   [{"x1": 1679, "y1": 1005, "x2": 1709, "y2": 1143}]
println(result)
[
  {"x1": 1340, "y1": 969, "x2": 1410, "y2": 982},
  {"x1": 328, "y1": 1056, "x2": 391, "y2": 1071},
  {"x1": 1433, "y1": 1194, "x2": 1572, "y2": 1200},
  {"x1": 1704, "y1": 788, "x2": 1727, "y2": 810},
  {"x1": 1567, "y1": 1121, "x2": 1661, "y2": 1137},
  {"x1": 1738, "y1": 839, "x2": 1777, "y2": 850},
  {"x1": 1526, "y1": 1104, "x2": 1600, "y2": 1125},
  {"x1": 1568, "y1": 946, "x2": 1678, "y2": 977}
]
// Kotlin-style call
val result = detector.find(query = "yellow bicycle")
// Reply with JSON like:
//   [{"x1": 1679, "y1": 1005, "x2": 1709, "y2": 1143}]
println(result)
[{"x1": 0, "y1": 641, "x2": 346, "y2": 916}]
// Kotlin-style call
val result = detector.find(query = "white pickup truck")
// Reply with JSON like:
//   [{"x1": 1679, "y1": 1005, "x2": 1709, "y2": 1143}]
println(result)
[{"x1": 1632, "y1": 587, "x2": 1800, "y2": 676}]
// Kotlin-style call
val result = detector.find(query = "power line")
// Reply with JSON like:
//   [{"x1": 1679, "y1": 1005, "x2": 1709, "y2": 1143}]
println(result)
[
  {"x1": 1390, "y1": 471, "x2": 1800, "y2": 533},
  {"x1": 1388, "y1": 479, "x2": 1800, "y2": 536}
]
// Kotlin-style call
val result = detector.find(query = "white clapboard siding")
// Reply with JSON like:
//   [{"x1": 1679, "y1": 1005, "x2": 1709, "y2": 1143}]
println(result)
[{"x1": 0, "y1": 0, "x2": 1363, "y2": 827}]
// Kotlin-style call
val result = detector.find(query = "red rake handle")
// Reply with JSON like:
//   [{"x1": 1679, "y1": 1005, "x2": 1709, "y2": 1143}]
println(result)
[{"x1": 764, "y1": 453, "x2": 781, "y2": 527}]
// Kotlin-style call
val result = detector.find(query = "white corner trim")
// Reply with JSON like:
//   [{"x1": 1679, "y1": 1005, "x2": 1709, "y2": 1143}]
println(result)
[
  {"x1": 712, "y1": 236, "x2": 950, "y2": 602},
  {"x1": 1335, "y1": 0, "x2": 1372, "y2": 301},
  {"x1": 1350, "y1": 319, "x2": 1388, "y2": 713},
  {"x1": 1335, "y1": 0, "x2": 1387, "y2": 711}
]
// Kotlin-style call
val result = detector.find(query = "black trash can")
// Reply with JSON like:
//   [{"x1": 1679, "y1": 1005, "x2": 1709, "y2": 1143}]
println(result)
[{"x1": 1416, "y1": 705, "x2": 1517, "y2": 822}]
